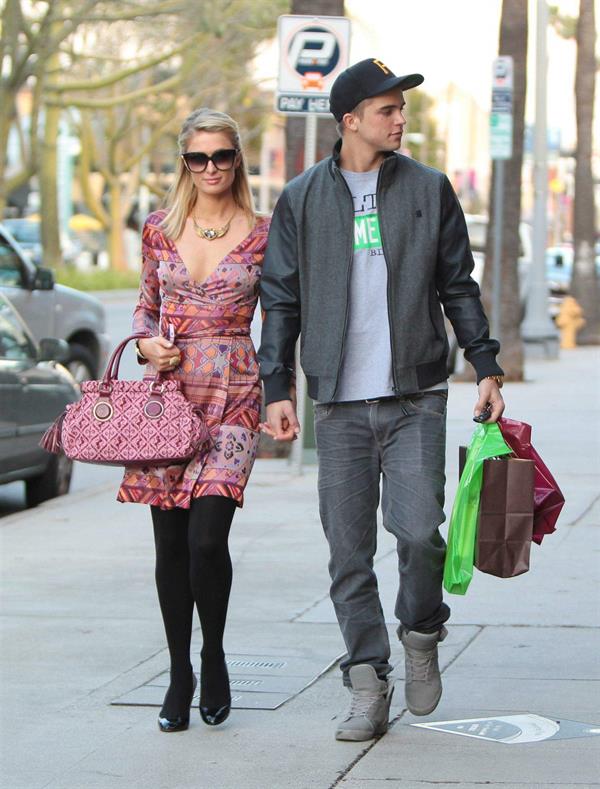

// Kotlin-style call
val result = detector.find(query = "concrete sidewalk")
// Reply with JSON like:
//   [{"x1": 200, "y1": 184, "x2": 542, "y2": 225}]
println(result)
[{"x1": 1, "y1": 348, "x2": 599, "y2": 789}]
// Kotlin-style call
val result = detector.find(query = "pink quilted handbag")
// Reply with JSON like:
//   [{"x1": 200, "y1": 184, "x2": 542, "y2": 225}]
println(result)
[{"x1": 40, "y1": 333, "x2": 210, "y2": 466}]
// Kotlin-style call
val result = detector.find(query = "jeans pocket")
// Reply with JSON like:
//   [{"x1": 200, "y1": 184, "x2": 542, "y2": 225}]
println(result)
[
  {"x1": 313, "y1": 402, "x2": 333, "y2": 422},
  {"x1": 404, "y1": 390, "x2": 448, "y2": 417}
]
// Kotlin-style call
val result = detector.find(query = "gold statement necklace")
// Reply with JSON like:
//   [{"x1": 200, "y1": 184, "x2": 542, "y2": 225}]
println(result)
[{"x1": 192, "y1": 211, "x2": 235, "y2": 241}]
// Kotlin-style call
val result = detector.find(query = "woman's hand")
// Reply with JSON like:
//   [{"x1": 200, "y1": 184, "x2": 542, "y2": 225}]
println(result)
[{"x1": 137, "y1": 336, "x2": 181, "y2": 372}]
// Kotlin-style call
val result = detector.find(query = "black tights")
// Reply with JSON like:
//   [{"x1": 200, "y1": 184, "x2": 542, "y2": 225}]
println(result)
[{"x1": 151, "y1": 496, "x2": 236, "y2": 715}]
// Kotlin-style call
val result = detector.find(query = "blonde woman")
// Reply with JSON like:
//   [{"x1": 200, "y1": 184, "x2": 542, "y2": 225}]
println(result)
[{"x1": 118, "y1": 108, "x2": 269, "y2": 731}]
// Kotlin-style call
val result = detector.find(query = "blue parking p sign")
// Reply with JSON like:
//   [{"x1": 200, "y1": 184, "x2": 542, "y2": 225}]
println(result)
[{"x1": 277, "y1": 15, "x2": 351, "y2": 116}]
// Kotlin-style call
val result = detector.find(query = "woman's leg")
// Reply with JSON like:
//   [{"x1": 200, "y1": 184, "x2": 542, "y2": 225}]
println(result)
[
  {"x1": 151, "y1": 505, "x2": 195, "y2": 718},
  {"x1": 188, "y1": 496, "x2": 236, "y2": 709}
]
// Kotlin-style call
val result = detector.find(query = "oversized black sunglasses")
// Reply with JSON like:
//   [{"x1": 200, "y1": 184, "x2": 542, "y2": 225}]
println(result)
[{"x1": 181, "y1": 148, "x2": 238, "y2": 173}]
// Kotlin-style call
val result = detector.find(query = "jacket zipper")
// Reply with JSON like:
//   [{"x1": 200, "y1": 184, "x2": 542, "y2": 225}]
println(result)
[
  {"x1": 331, "y1": 169, "x2": 357, "y2": 400},
  {"x1": 376, "y1": 160, "x2": 399, "y2": 394}
]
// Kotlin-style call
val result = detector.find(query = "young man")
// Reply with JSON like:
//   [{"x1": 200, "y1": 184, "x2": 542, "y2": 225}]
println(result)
[{"x1": 258, "y1": 58, "x2": 505, "y2": 741}]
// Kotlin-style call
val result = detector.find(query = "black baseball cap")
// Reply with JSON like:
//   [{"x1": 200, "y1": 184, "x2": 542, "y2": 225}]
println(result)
[{"x1": 329, "y1": 58, "x2": 424, "y2": 122}]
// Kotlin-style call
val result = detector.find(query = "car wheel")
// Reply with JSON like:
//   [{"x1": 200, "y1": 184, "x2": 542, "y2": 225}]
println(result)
[
  {"x1": 25, "y1": 453, "x2": 73, "y2": 508},
  {"x1": 67, "y1": 343, "x2": 97, "y2": 383}
]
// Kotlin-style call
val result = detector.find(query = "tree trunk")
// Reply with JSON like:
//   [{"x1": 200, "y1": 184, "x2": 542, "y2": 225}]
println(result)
[
  {"x1": 39, "y1": 103, "x2": 62, "y2": 267},
  {"x1": 0, "y1": 87, "x2": 14, "y2": 216},
  {"x1": 108, "y1": 179, "x2": 127, "y2": 271},
  {"x1": 571, "y1": 0, "x2": 599, "y2": 343},
  {"x1": 284, "y1": 0, "x2": 344, "y2": 180},
  {"x1": 481, "y1": 0, "x2": 528, "y2": 380}
]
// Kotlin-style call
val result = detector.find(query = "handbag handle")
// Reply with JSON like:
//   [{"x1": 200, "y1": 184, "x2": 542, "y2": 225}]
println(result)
[
  {"x1": 104, "y1": 333, "x2": 151, "y2": 381},
  {"x1": 100, "y1": 333, "x2": 166, "y2": 395},
  {"x1": 106, "y1": 324, "x2": 175, "y2": 381}
]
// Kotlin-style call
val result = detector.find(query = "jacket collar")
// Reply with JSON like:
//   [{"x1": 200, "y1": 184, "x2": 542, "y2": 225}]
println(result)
[{"x1": 328, "y1": 138, "x2": 398, "y2": 180}]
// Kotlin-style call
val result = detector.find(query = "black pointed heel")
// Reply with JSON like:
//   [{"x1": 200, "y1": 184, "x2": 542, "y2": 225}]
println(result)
[
  {"x1": 199, "y1": 658, "x2": 231, "y2": 726},
  {"x1": 158, "y1": 672, "x2": 197, "y2": 733},
  {"x1": 199, "y1": 701, "x2": 231, "y2": 726}
]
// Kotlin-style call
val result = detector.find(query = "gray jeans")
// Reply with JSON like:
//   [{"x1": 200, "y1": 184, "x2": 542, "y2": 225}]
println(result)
[{"x1": 314, "y1": 391, "x2": 451, "y2": 685}]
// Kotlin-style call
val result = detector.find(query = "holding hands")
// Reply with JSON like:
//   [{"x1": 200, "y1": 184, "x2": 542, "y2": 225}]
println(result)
[{"x1": 260, "y1": 384, "x2": 300, "y2": 442}]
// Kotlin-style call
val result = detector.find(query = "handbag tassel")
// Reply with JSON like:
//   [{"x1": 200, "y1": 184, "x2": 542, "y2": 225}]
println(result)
[{"x1": 39, "y1": 411, "x2": 66, "y2": 454}]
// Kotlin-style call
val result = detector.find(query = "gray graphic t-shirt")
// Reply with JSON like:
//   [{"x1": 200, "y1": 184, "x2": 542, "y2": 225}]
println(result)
[
  {"x1": 333, "y1": 167, "x2": 447, "y2": 403},
  {"x1": 334, "y1": 168, "x2": 395, "y2": 402}
]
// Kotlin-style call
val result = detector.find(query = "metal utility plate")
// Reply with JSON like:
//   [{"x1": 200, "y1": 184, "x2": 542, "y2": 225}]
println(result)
[
  {"x1": 412, "y1": 714, "x2": 600, "y2": 744},
  {"x1": 111, "y1": 652, "x2": 341, "y2": 711}
]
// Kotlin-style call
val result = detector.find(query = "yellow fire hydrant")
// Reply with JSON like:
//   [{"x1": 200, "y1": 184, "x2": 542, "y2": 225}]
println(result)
[{"x1": 556, "y1": 296, "x2": 586, "y2": 349}]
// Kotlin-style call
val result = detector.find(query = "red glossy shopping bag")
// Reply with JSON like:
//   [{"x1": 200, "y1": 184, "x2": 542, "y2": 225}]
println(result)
[{"x1": 497, "y1": 418, "x2": 565, "y2": 544}]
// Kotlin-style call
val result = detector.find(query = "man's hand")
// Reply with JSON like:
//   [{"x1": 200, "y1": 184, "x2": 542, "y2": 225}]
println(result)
[
  {"x1": 474, "y1": 378, "x2": 505, "y2": 423},
  {"x1": 260, "y1": 399, "x2": 301, "y2": 442}
]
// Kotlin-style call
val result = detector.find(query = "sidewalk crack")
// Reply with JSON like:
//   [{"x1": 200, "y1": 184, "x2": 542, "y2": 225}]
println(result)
[
  {"x1": 566, "y1": 491, "x2": 600, "y2": 527},
  {"x1": 328, "y1": 627, "x2": 485, "y2": 788}
]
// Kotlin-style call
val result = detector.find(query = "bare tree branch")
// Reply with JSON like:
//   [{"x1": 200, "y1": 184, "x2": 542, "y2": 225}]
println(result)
[
  {"x1": 45, "y1": 71, "x2": 184, "y2": 109},
  {"x1": 122, "y1": 113, "x2": 179, "y2": 172},
  {"x1": 52, "y1": 1, "x2": 186, "y2": 24},
  {"x1": 46, "y1": 34, "x2": 201, "y2": 93}
]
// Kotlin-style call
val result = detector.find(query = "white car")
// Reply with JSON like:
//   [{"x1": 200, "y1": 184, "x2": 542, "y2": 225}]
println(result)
[{"x1": 0, "y1": 224, "x2": 110, "y2": 382}]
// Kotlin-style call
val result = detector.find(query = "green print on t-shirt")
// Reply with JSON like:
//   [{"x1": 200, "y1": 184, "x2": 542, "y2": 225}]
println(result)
[{"x1": 354, "y1": 213, "x2": 382, "y2": 250}]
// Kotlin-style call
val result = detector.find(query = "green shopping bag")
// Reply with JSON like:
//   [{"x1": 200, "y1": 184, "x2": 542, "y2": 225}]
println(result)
[{"x1": 443, "y1": 422, "x2": 513, "y2": 595}]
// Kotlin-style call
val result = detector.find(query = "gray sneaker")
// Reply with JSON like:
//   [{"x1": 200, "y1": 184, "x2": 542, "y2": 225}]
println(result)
[
  {"x1": 335, "y1": 664, "x2": 394, "y2": 742},
  {"x1": 400, "y1": 626, "x2": 448, "y2": 716}
]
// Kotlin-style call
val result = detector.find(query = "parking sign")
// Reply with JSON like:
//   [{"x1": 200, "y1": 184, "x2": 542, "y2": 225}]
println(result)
[
  {"x1": 277, "y1": 15, "x2": 351, "y2": 116},
  {"x1": 490, "y1": 56, "x2": 514, "y2": 160}
]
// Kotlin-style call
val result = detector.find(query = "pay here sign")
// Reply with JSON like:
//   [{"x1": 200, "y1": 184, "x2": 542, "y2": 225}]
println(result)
[{"x1": 277, "y1": 15, "x2": 351, "y2": 116}]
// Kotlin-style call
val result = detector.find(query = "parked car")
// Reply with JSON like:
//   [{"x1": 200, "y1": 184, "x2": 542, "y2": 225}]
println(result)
[
  {"x1": 463, "y1": 213, "x2": 533, "y2": 294},
  {"x1": 0, "y1": 293, "x2": 79, "y2": 507},
  {"x1": 2, "y1": 218, "x2": 43, "y2": 266},
  {"x1": 446, "y1": 215, "x2": 562, "y2": 373},
  {"x1": 3, "y1": 216, "x2": 82, "y2": 268},
  {"x1": 0, "y1": 223, "x2": 110, "y2": 382},
  {"x1": 543, "y1": 244, "x2": 600, "y2": 318}
]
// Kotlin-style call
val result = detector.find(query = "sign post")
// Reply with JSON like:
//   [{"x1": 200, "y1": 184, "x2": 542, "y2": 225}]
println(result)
[
  {"x1": 489, "y1": 56, "x2": 514, "y2": 344},
  {"x1": 276, "y1": 14, "x2": 351, "y2": 474}
]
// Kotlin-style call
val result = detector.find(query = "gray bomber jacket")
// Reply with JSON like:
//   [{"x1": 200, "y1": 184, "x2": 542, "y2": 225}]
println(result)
[{"x1": 258, "y1": 141, "x2": 503, "y2": 405}]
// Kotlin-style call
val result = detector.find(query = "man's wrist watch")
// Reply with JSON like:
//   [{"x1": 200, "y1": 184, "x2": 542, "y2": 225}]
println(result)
[{"x1": 483, "y1": 374, "x2": 504, "y2": 388}]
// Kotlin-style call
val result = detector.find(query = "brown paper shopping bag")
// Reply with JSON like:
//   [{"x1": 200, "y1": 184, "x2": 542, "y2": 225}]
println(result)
[{"x1": 459, "y1": 449, "x2": 535, "y2": 578}]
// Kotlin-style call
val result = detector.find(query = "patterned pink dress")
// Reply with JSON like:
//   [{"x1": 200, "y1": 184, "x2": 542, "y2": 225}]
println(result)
[{"x1": 117, "y1": 209, "x2": 269, "y2": 509}]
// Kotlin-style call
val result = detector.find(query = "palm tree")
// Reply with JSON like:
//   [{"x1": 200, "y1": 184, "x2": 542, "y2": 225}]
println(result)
[
  {"x1": 481, "y1": 0, "x2": 528, "y2": 379},
  {"x1": 571, "y1": 0, "x2": 598, "y2": 342}
]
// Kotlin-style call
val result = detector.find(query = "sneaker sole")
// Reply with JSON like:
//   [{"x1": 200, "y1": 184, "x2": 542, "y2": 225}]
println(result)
[
  {"x1": 335, "y1": 685, "x2": 395, "y2": 741},
  {"x1": 335, "y1": 725, "x2": 387, "y2": 741},
  {"x1": 406, "y1": 687, "x2": 442, "y2": 716}
]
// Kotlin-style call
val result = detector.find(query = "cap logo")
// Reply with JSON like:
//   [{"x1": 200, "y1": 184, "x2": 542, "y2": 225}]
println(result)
[{"x1": 372, "y1": 59, "x2": 391, "y2": 74}]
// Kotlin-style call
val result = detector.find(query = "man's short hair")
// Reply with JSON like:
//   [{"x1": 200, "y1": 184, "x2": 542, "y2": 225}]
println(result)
[{"x1": 336, "y1": 98, "x2": 368, "y2": 136}]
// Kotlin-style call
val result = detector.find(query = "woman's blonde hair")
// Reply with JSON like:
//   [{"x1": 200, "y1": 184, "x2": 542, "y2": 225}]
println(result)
[{"x1": 161, "y1": 108, "x2": 255, "y2": 240}]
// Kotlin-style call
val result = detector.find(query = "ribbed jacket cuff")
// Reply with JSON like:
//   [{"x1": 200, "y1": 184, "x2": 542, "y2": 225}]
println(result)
[
  {"x1": 470, "y1": 352, "x2": 505, "y2": 383},
  {"x1": 263, "y1": 373, "x2": 293, "y2": 406}
]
